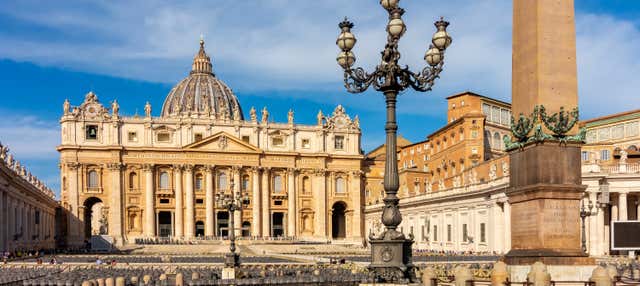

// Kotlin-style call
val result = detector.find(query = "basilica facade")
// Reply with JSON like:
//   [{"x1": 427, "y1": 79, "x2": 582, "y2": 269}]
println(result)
[{"x1": 58, "y1": 40, "x2": 364, "y2": 246}]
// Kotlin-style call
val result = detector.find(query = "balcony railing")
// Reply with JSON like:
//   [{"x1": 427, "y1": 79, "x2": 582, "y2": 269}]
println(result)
[{"x1": 582, "y1": 162, "x2": 640, "y2": 174}]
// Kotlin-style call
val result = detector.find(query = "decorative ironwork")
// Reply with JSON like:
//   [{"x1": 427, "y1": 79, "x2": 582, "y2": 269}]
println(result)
[
  {"x1": 336, "y1": 0, "x2": 451, "y2": 283},
  {"x1": 215, "y1": 177, "x2": 250, "y2": 268},
  {"x1": 505, "y1": 105, "x2": 586, "y2": 151}
]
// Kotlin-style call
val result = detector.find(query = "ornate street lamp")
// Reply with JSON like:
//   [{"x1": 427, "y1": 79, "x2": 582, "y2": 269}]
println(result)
[
  {"x1": 579, "y1": 200, "x2": 595, "y2": 253},
  {"x1": 215, "y1": 177, "x2": 250, "y2": 268},
  {"x1": 336, "y1": 0, "x2": 451, "y2": 283}
]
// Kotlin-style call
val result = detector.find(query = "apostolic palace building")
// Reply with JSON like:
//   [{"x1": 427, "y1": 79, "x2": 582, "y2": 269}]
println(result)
[
  {"x1": 363, "y1": 92, "x2": 640, "y2": 257},
  {"x1": 56, "y1": 40, "x2": 364, "y2": 247}
]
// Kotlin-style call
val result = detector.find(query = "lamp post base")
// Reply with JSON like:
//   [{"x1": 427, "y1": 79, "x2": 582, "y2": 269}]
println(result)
[
  {"x1": 368, "y1": 235, "x2": 416, "y2": 283},
  {"x1": 225, "y1": 252, "x2": 240, "y2": 268}
]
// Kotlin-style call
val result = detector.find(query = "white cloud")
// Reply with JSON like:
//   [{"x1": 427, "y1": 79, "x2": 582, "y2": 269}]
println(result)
[
  {"x1": 0, "y1": 112, "x2": 59, "y2": 159},
  {"x1": 0, "y1": 1, "x2": 638, "y2": 118}
]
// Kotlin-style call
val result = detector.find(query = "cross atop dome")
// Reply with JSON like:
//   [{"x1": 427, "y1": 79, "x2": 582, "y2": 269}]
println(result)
[{"x1": 191, "y1": 38, "x2": 213, "y2": 75}]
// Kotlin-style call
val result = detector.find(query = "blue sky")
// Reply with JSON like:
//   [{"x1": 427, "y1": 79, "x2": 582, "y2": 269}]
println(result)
[{"x1": 0, "y1": 1, "x2": 639, "y2": 195}]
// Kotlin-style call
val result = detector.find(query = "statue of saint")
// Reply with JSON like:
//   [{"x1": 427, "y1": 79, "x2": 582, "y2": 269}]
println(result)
[
  {"x1": 0, "y1": 142, "x2": 8, "y2": 161},
  {"x1": 317, "y1": 110, "x2": 323, "y2": 126},
  {"x1": 250, "y1": 107, "x2": 257, "y2": 123},
  {"x1": 63, "y1": 99, "x2": 71, "y2": 115},
  {"x1": 620, "y1": 150, "x2": 628, "y2": 164},
  {"x1": 353, "y1": 115, "x2": 360, "y2": 128},
  {"x1": 234, "y1": 106, "x2": 241, "y2": 121},
  {"x1": 288, "y1": 109, "x2": 294, "y2": 124},
  {"x1": 261, "y1": 107, "x2": 269, "y2": 124},
  {"x1": 111, "y1": 100, "x2": 119, "y2": 117},
  {"x1": 144, "y1": 101, "x2": 152, "y2": 118}
]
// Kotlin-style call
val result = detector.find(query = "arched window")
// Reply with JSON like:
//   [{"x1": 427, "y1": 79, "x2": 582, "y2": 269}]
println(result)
[
  {"x1": 195, "y1": 174, "x2": 203, "y2": 191},
  {"x1": 218, "y1": 173, "x2": 228, "y2": 190},
  {"x1": 88, "y1": 170, "x2": 99, "y2": 188},
  {"x1": 628, "y1": 145, "x2": 638, "y2": 152},
  {"x1": 273, "y1": 175, "x2": 283, "y2": 193},
  {"x1": 302, "y1": 176, "x2": 311, "y2": 194},
  {"x1": 129, "y1": 172, "x2": 137, "y2": 189},
  {"x1": 159, "y1": 172, "x2": 169, "y2": 189},
  {"x1": 335, "y1": 177, "x2": 345, "y2": 194},
  {"x1": 242, "y1": 175, "x2": 250, "y2": 191},
  {"x1": 493, "y1": 132, "x2": 501, "y2": 150}
]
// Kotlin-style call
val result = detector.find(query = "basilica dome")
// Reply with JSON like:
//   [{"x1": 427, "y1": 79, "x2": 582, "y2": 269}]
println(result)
[{"x1": 161, "y1": 40, "x2": 243, "y2": 119}]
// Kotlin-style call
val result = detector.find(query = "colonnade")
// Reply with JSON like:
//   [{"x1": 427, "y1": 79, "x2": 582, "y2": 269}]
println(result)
[
  {"x1": 0, "y1": 185, "x2": 57, "y2": 252},
  {"x1": 587, "y1": 190, "x2": 640, "y2": 256}
]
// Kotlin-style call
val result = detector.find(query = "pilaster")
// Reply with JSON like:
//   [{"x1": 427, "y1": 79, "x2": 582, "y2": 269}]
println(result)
[
  {"x1": 261, "y1": 167, "x2": 271, "y2": 237},
  {"x1": 142, "y1": 164, "x2": 155, "y2": 237},
  {"x1": 173, "y1": 165, "x2": 184, "y2": 238},
  {"x1": 184, "y1": 164, "x2": 195, "y2": 238}
]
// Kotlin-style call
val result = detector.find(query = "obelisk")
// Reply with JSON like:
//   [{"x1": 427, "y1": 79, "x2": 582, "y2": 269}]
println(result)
[{"x1": 505, "y1": 0, "x2": 592, "y2": 265}]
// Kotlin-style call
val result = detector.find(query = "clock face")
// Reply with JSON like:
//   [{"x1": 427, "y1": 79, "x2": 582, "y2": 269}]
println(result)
[
  {"x1": 86, "y1": 105, "x2": 99, "y2": 117},
  {"x1": 335, "y1": 117, "x2": 347, "y2": 128}
]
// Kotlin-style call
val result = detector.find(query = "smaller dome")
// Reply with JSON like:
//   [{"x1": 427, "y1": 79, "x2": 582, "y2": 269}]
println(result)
[{"x1": 161, "y1": 39, "x2": 243, "y2": 119}]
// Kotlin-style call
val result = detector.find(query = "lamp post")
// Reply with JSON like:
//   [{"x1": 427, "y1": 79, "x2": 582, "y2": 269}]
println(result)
[
  {"x1": 216, "y1": 177, "x2": 250, "y2": 268},
  {"x1": 580, "y1": 200, "x2": 596, "y2": 254},
  {"x1": 336, "y1": 0, "x2": 451, "y2": 283}
]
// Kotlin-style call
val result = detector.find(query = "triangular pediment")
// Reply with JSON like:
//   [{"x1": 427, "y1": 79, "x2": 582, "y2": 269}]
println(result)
[{"x1": 183, "y1": 131, "x2": 261, "y2": 153}]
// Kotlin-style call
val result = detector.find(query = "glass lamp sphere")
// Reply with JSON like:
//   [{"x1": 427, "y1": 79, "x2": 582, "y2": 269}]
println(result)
[
  {"x1": 336, "y1": 31, "x2": 357, "y2": 51},
  {"x1": 432, "y1": 21, "x2": 452, "y2": 50},
  {"x1": 424, "y1": 45, "x2": 442, "y2": 66},
  {"x1": 387, "y1": 18, "x2": 406, "y2": 37},
  {"x1": 380, "y1": 0, "x2": 399, "y2": 10},
  {"x1": 337, "y1": 51, "x2": 356, "y2": 69}
]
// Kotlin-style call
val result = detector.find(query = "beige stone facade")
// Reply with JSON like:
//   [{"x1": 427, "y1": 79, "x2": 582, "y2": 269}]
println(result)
[
  {"x1": 0, "y1": 145, "x2": 58, "y2": 252},
  {"x1": 58, "y1": 41, "x2": 364, "y2": 247},
  {"x1": 364, "y1": 93, "x2": 640, "y2": 256}
]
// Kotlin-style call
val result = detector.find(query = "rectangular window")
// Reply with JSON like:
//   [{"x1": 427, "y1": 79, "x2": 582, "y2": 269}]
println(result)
[
  {"x1": 274, "y1": 200, "x2": 283, "y2": 206},
  {"x1": 501, "y1": 109, "x2": 510, "y2": 125},
  {"x1": 194, "y1": 133, "x2": 203, "y2": 142},
  {"x1": 447, "y1": 224, "x2": 452, "y2": 242},
  {"x1": 480, "y1": 223, "x2": 486, "y2": 243},
  {"x1": 157, "y1": 132, "x2": 170, "y2": 142},
  {"x1": 471, "y1": 130, "x2": 478, "y2": 139},
  {"x1": 242, "y1": 135, "x2": 250, "y2": 143},
  {"x1": 35, "y1": 211, "x2": 40, "y2": 224},
  {"x1": 491, "y1": 106, "x2": 500, "y2": 123},
  {"x1": 195, "y1": 199, "x2": 204, "y2": 204},
  {"x1": 159, "y1": 198, "x2": 170, "y2": 204},
  {"x1": 482, "y1": 103, "x2": 491, "y2": 117},
  {"x1": 302, "y1": 139, "x2": 310, "y2": 148},
  {"x1": 86, "y1": 125, "x2": 98, "y2": 140},
  {"x1": 581, "y1": 151, "x2": 589, "y2": 161},
  {"x1": 272, "y1": 137, "x2": 284, "y2": 147},
  {"x1": 128, "y1": 131, "x2": 138, "y2": 142},
  {"x1": 433, "y1": 225, "x2": 438, "y2": 241},
  {"x1": 335, "y1": 135, "x2": 345, "y2": 150},
  {"x1": 462, "y1": 224, "x2": 468, "y2": 242},
  {"x1": 601, "y1": 150, "x2": 610, "y2": 161},
  {"x1": 195, "y1": 176, "x2": 203, "y2": 190}
]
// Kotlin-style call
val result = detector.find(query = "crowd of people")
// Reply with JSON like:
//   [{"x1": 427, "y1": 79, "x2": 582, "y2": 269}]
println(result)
[{"x1": 412, "y1": 249, "x2": 500, "y2": 257}]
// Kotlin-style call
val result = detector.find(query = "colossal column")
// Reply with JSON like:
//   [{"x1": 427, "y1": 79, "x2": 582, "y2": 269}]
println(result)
[
  {"x1": 66, "y1": 163, "x2": 81, "y2": 245},
  {"x1": 233, "y1": 166, "x2": 242, "y2": 237},
  {"x1": 251, "y1": 167, "x2": 261, "y2": 237},
  {"x1": 618, "y1": 192, "x2": 628, "y2": 221},
  {"x1": 184, "y1": 165, "x2": 195, "y2": 238},
  {"x1": 349, "y1": 170, "x2": 363, "y2": 240},
  {"x1": 506, "y1": 0, "x2": 590, "y2": 264},
  {"x1": 287, "y1": 168, "x2": 296, "y2": 237},
  {"x1": 261, "y1": 167, "x2": 271, "y2": 237},
  {"x1": 107, "y1": 163, "x2": 124, "y2": 245},
  {"x1": 503, "y1": 200, "x2": 511, "y2": 253},
  {"x1": 173, "y1": 165, "x2": 184, "y2": 238},
  {"x1": 142, "y1": 164, "x2": 155, "y2": 237},
  {"x1": 205, "y1": 165, "x2": 214, "y2": 237},
  {"x1": 0, "y1": 189, "x2": 5, "y2": 251},
  {"x1": 314, "y1": 169, "x2": 326, "y2": 237}
]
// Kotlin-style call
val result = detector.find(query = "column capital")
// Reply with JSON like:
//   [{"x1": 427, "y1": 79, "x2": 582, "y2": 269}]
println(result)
[
  {"x1": 313, "y1": 168, "x2": 327, "y2": 176},
  {"x1": 231, "y1": 165, "x2": 243, "y2": 173},
  {"x1": 172, "y1": 164, "x2": 184, "y2": 172},
  {"x1": 287, "y1": 167, "x2": 299, "y2": 175},
  {"x1": 183, "y1": 164, "x2": 195, "y2": 172},
  {"x1": 204, "y1": 164, "x2": 216, "y2": 173},
  {"x1": 618, "y1": 191, "x2": 629, "y2": 196},
  {"x1": 65, "y1": 162, "x2": 81, "y2": 170},
  {"x1": 250, "y1": 166, "x2": 262, "y2": 173},
  {"x1": 141, "y1": 164, "x2": 154, "y2": 172}
]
